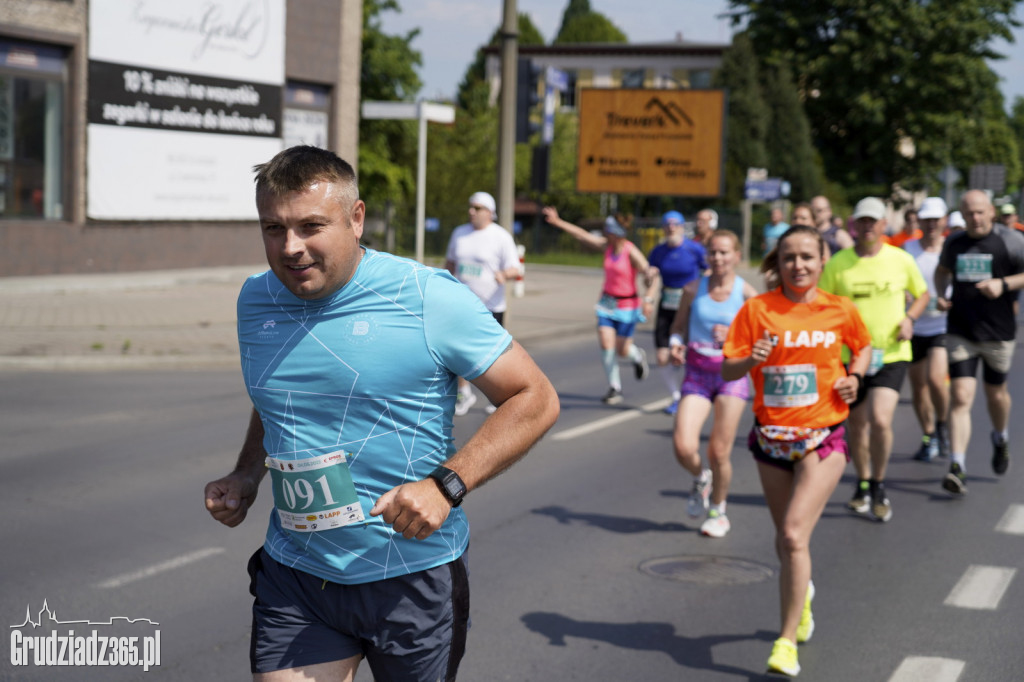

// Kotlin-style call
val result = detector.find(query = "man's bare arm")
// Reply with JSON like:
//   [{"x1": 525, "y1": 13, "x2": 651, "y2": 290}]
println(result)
[
  {"x1": 370, "y1": 342, "x2": 560, "y2": 539},
  {"x1": 204, "y1": 408, "x2": 269, "y2": 528}
]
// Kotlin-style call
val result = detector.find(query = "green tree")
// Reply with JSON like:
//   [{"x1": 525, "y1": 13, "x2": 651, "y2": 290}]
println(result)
[
  {"x1": 728, "y1": 0, "x2": 1022, "y2": 195},
  {"x1": 556, "y1": 0, "x2": 592, "y2": 38},
  {"x1": 553, "y1": 0, "x2": 627, "y2": 43},
  {"x1": 761, "y1": 62, "x2": 824, "y2": 201},
  {"x1": 456, "y1": 13, "x2": 546, "y2": 114},
  {"x1": 424, "y1": 106, "x2": 500, "y2": 240},
  {"x1": 1011, "y1": 96, "x2": 1024, "y2": 191},
  {"x1": 712, "y1": 32, "x2": 769, "y2": 205},
  {"x1": 556, "y1": 13, "x2": 628, "y2": 43},
  {"x1": 358, "y1": 0, "x2": 423, "y2": 225}
]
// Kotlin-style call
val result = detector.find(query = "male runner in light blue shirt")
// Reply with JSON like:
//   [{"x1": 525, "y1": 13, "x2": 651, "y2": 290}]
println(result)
[{"x1": 205, "y1": 146, "x2": 559, "y2": 681}]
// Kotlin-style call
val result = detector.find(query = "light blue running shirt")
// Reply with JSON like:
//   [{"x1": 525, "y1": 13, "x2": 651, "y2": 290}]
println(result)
[{"x1": 237, "y1": 248, "x2": 512, "y2": 584}]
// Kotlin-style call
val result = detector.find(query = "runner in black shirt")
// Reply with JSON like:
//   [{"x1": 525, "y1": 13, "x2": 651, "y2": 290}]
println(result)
[{"x1": 934, "y1": 190, "x2": 1024, "y2": 494}]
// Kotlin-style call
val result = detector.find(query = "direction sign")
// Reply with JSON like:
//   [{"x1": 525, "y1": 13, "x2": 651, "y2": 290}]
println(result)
[
  {"x1": 744, "y1": 178, "x2": 783, "y2": 201},
  {"x1": 576, "y1": 89, "x2": 725, "y2": 196},
  {"x1": 546, "y1": 67, "x2": 569, "y2": 93}
]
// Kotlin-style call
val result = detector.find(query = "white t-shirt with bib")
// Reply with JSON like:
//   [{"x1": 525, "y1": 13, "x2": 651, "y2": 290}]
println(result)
[{"x1": 446, "y1": 222, "x2": 519, "y2": 313}]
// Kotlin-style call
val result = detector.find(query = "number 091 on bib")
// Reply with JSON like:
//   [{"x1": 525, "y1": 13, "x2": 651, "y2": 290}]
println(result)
[{"x1": 266, "y1": 451, "x2": 365, "y2": 532}]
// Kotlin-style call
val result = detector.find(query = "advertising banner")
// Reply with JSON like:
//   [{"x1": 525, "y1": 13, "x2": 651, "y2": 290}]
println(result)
[{"x1": 87, "y1": 0, "x2": 285, "y2": 220}]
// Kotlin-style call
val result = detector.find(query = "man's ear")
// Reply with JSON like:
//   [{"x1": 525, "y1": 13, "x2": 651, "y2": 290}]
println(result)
[{"x1": 350, "y1": 200, "x2": 365, "y2": 239}]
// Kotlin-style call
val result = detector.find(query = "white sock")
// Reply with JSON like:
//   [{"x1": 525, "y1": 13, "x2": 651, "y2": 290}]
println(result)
[
  {"x1": 952, "y1": 452, "x2": 966, "y2": 468},
  {"x1": 628, "y1": 344, "x2": 644, "y2": 363},
  {"x1": 710, "y1": 501, "x2": 726, "y2": 515},
  {"x1": 993, "y1": 429, "x2": 1009, "y2": 444},
  {"x1": 601, "y1": 349, "x2": 621, "y2": 390}
]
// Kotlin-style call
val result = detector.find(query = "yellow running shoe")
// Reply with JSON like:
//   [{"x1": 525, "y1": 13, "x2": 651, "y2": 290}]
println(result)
[
  {"x1": 796, "y1": 580, "x2": 815, "y2": 643},
  {"x1": 767, "y1": 637, "x2": 800, "y2": 677}
]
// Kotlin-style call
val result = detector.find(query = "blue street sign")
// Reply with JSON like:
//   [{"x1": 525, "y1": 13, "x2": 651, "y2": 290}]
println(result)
[
  {"x1": 744, "y1": 178, "x2": 783, "y2": 201},
  {"x1": 546, "y1": 67, "x2": 569, "y2": 92}
]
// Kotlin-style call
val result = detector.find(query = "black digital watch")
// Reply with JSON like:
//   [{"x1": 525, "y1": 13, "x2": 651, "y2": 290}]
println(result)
[{"x1": 429, "y1": 466, "x2": 467, "y2": 507}]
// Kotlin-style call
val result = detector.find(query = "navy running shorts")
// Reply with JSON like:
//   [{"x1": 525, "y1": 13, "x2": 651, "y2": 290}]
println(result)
[{"x1": 247, "y1": 547, "x2": 469, "y2": 680}]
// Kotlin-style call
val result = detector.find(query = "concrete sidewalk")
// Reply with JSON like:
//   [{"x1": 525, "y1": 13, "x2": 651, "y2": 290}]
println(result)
[
  {"x1": 0, "y1": 263, "x2": 601, "y2": 370},
  {"x1": 0, "y1": 260, "x2": 763, "y2": 371}
]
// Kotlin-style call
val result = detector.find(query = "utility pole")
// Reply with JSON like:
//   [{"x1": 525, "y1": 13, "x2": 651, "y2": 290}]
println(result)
[{"x1": 496, "y1": 0, "x2": 518, "y2": 233}]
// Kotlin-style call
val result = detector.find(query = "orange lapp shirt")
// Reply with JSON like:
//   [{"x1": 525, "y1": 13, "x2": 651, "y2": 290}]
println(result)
[
  {"x1": 886, "y1": 229, "x2": 922, "y2": 248},
  {"x1": 724, "y1": 288, "x2": 871, "y2": 429}
]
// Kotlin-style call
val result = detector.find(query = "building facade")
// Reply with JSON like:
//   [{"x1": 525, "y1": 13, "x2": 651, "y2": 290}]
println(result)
[
  {"x1": 0, "y1": 0, "x2": 362, "y2": 276},
  {"x1": 485, "y1": 40, "x2": 726, "y2": 110}
]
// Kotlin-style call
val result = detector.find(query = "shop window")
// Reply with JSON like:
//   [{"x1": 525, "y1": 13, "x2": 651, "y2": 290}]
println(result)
[
  {"x1": 0, "y1": 38, "x2": 66, "y2": 220},
  {"x1": 621, "y1": 69, "x2": 645, "y2": 88},
  {"x1": 690, "y1": 69, "x2": 712, "y2": 89},
  {"x1": 559, "y1": 70, "x2": 578, "y2": 109}
]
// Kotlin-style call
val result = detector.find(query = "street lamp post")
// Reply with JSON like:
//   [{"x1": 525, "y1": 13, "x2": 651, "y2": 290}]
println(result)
[
  {"x1": 360, "y1": 100, "x2": 456, "y2": 263},
  {"x1": 496, "y1": 0, "x2": 518, "y2": 231}
]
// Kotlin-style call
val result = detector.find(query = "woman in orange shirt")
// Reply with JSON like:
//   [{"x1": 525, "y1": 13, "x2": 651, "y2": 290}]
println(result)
[{"x1": 723, "y1": 225, "x2": 872, "y2": 677}]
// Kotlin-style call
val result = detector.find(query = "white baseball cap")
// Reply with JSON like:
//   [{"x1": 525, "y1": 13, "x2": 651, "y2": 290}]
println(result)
[
  {"x1": 468, "y1": 191, "x2": 496, "y2": 213},
  {"x1": 852, "y1": 197, "x2": 886, "y2": 221},
  {"x1": 917, "y1": 197, "x2": 948, "y2": 220}
]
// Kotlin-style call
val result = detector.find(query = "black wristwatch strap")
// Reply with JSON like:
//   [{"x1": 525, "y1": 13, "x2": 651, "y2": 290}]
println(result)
[{"x1": 429, "y1": 466, "x2": 467, "y2": 507}]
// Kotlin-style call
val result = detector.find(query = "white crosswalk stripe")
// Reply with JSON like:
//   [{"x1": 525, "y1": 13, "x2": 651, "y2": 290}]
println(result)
[
  {"x1": 943, "y1": 564, "x2": 1017, "y2": 610},
  {"x1": 888, "y1": 656, "x2": 965, "y2": 682},
  {"x1": 552, "y1": 398, "x2": 671, "y2": 441},
  {"x1": 95, "y1": 547, "x2": 225, "y2": 589},
  {"x1": 995, "y1": 504, "x2": 1024, "y2": 535}
]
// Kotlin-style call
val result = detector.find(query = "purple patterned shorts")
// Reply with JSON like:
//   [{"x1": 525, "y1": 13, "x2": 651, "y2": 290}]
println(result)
[{"x1": 681, "y1": 347, "x2": 750, "y2": 401}]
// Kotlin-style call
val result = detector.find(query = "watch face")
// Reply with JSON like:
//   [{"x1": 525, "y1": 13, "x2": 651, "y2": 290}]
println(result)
[
  {"x1": 444, "y1": 473, "x2": 467, "y2": 498},
  {"x1": 432, "y1": 467, "x2": 466, "y2": 505}
]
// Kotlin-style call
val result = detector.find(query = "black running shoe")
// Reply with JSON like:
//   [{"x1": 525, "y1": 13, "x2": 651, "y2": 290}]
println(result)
[
  {"x1": 942, "y1": 462, "x2": 967, "y2": 497},
  {"x1": 913, "y1": 435, "x2": 939, "y2": 462},
  {"x1": 634, "y1": 347, "x2": 650, "y2": 381},
  {"x1": 871, "y1": 482, "x2": 893, "y2": 522},
  {"x1": 847, "y1": 480, "x2": 870, "y2": 513},
  {"x1": 991, "y1": 433, "x2": 1010, "y2": 475},
  {"x1": 601, "y1": 387, "x2": 623, "y2": 405}
]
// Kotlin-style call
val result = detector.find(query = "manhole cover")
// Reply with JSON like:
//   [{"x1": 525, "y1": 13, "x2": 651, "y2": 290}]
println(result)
[{"x1": 639, "y1": 555, "x2": 775, "y2": 585}]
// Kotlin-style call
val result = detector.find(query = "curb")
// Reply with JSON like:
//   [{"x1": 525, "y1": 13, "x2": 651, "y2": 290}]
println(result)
[{"x1": 0, "y1": 355, "x2": 241, "y2": 372}]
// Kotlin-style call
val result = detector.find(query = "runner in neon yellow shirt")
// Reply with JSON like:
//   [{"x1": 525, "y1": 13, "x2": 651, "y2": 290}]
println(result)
[{"x1": 820, "y1": 197, "x2": 929, "y2": 523}]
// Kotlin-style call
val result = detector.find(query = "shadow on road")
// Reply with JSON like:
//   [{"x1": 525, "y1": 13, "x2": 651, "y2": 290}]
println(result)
[
  {"x1": 521, "y1": 611, "x2": 776, "y2": 680},
  {"x1": 532, "y1": 505, "x2": 690, "y2": 534}
]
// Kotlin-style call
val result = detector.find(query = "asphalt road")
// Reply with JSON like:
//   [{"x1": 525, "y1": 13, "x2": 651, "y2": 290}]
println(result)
[{"x1": 1, "y1": 331, "x2": 1022, "y2": 681}]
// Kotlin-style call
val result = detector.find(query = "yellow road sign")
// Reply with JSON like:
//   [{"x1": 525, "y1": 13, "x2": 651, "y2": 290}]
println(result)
[{"x1": 576, "y1": 89, "x2": 725, "y2": 196}]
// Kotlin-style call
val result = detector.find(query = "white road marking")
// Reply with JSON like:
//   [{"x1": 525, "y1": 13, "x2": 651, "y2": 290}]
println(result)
[
  {"x1": 552, "y1": 398, "x2": 672, "y2": 441},
  {"x1": 995, "y1": 504, "x2": 1024, "y2": 535},
  {"x1": 96, "y1": 547, "x2": 225, "y2": 589},
  {"x1": 943, "y1": 565, "x2": 1017, "y2": 610},
  {"x1": 888, "y1": 656, "x2": 965, "y2": 682}
]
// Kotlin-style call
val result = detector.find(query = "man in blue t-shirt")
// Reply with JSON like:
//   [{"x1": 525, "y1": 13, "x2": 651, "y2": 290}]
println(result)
[
  {"x1": 647, "y1": 210, "x2": 707, "y2": 414},
  {"x1": 762, "y1": 207, "x2": 790, "y2": 256},
  {"x1": 204, "y1": 146, "x2": 560, "y2": 681}
]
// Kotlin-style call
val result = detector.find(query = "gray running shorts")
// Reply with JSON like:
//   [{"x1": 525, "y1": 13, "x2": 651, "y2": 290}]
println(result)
[{"x1": 946, "y1": 334, "x2": 1015, "y2": 382}]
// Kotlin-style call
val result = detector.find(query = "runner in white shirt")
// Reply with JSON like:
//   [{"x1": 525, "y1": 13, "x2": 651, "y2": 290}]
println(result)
[
  {"x1": 903, "y1": 197, "x2": 952, "y2": 461},
  {"x1": 445, "y1": 191, "x2": 522, "y2": 416}
]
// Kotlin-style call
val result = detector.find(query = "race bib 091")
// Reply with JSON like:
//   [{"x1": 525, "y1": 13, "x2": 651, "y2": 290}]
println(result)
[{"x1": 266, "y1": 451, "x2": 365, "y2": 532}]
